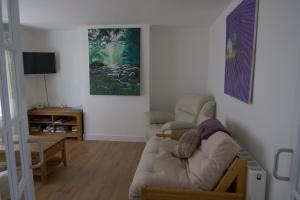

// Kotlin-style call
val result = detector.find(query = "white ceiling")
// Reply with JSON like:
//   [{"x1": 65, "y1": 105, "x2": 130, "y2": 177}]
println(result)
[{"x1": 19, "y1": 0, "x2": 231, "y2": 29}]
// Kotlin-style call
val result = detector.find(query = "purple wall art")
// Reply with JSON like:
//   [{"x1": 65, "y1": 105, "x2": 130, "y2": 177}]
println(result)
[{"x1": 225, "y1": 0, "x2": 259, "y2": 103}]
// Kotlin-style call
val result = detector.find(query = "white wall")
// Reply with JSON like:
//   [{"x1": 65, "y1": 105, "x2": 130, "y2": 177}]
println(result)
[
  {"x1": 150, "y1": 26, "x2": 209, "y2": 111},
  {"x1": 79, "y1": 25, "x2": 150, "y2": 138},
  {"x1": 207, "y1": 0, "x2": 300, "y2": 199},
  {"x1": 22, "y1": 25, "x2": 210, "y2": 138},
  {"x1": 32, "y1": 30, "x2": 84, "y2": 108},
  {"x1": 21, "y1": 28, "x2": 83, "y2": 109},
  {"x1": 21, "y1": 27, "x2": 46, "y2": 109},
  {"x1": 21, "y1": 25, "x2": 150, "y2": 139}
]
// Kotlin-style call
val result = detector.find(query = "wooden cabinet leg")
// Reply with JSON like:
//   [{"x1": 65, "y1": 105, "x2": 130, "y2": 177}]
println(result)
[{"x1": 77, "y1": 133, "x2": 83, "y2": 141}]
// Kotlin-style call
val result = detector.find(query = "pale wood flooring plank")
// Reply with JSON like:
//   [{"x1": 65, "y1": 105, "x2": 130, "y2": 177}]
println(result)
[{"x1": 34, "y1": 140, "x2": 145, "y2": 200}]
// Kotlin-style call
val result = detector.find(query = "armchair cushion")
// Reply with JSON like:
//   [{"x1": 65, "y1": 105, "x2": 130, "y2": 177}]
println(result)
[
  {"x1": 161, "y1": 121, "x2": 196, "y2": 132},
  {"x1": 199, "y1": 100, "x2": 216, "y2": 118},
  {"x1": 145, "y1": 112, "x2": 174, "y2": 125},
  {"x1": 175, "y1": 95, "x2": 214, "y2": 123}
]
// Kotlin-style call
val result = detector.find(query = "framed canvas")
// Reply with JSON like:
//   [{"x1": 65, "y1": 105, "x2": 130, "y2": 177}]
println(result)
[
  {"x1": 88, "y1": 28, "x2": 141, "y2": 95},
  {"x1": 225, "y1": 0, "x2": 259, "y2": 103}
]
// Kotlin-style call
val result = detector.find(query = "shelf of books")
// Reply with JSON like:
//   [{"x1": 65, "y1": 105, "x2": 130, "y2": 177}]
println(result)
[{"x1": 28, "y1": 107, "x2": 83, "y2": 140}]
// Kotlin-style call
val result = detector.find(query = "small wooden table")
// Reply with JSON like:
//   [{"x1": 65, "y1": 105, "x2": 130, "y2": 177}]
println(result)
[
  {"x1": 31, "y1": 136, "x2": 67, "y2": 182},
  {"x1": 0, "y1": 136, "x2": 67, "y2": 183}
]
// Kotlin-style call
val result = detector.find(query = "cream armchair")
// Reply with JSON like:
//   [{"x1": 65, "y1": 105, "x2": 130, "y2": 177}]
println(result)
[{"x1": 145, "y1": 95, "x2": 216, "y2": 139}]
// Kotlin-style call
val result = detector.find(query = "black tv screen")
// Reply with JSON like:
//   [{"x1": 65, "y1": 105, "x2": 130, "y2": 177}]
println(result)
[{"x1": 23, "y1": 52, "x2": 56, "y2": 74}]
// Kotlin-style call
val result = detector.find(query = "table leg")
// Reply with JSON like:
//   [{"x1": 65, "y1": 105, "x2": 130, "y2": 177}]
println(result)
[
  {"x1": 40, "y1": 165, "x2": 47, "y2": 183},
  {"x1": 62, "y1": 140, "x2": 67, "y2": 166}
]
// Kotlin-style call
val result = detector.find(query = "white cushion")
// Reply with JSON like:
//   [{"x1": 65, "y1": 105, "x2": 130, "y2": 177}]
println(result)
[
  {"x1": 129, "y1": 137, "x2": 192, "y2": 200},
  {"x1": 0, "y1": 168, "x2": 22, "y2": 200},
  {"x1": 0, "y1": 171, "x2": 10, "y2": 200},
  {"x1": 187, "y1": 132, "x2": 240, "y2": 191}
]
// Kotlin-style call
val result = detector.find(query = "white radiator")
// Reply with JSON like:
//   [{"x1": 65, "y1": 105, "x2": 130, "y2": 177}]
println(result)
[{"x1": 238, "y1": 149, "x2": 267, "y2": 200}]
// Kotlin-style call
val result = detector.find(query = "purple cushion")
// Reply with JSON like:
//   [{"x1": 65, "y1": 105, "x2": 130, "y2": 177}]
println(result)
[{"x1": 198, "y1": 119, "x2": 231, "y2": 139}]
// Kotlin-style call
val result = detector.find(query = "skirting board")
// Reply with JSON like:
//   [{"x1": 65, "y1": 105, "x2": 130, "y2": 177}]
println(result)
[{"x1": 84, "y1": 133, "x2": 146, "y2": 143}]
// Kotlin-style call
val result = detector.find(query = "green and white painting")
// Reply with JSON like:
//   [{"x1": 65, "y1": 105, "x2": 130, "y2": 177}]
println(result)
[{"x1": 88, "y1": 28, "x2": 141, "y2": 95}]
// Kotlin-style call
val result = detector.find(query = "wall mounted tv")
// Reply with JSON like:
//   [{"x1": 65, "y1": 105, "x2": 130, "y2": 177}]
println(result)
[{"x1": 23, "y1": 52, "x2": 56, "y2": 74}]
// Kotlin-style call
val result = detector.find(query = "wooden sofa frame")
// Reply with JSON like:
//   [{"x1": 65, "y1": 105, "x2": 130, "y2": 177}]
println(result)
[{"x1": 141, "y1": 133, "x2": 247, "y2": 200}]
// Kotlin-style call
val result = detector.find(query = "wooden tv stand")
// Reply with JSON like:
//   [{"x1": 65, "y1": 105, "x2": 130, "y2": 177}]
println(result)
[{"x1": 28, "y1": 107, "x2": 84, "y2": 140}]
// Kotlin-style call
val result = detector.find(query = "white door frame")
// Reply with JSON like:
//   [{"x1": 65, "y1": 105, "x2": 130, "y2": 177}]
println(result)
[
  {"x1": 290, "y1": 125, "x2": 300, "y2": 199},
  {"x1": 0, "y1": 0, "x2": 35, "y2": 199},
  {"x1": 274, "y1": 63, "x2": 300, "y2": 200},
  {"x1": 289, "y1": 65, "x2": 300, "y2": 200}
]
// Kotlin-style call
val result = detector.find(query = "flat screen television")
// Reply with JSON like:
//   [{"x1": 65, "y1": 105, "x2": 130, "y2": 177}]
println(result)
[{"x1": 23, "y1": 52, "x2": 56, "y2": 74}]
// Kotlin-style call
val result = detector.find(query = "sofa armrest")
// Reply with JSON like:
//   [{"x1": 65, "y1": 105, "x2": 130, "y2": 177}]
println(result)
[
  {"x1": 145, "y1": 112, "x2": 174, "y2": 125},
  {"x1": 161, "y1": 121, "x2": 196, "y2": 132}
]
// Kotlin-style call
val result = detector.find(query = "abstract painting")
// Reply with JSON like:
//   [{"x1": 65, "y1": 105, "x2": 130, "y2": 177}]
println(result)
[
  {"x1": 88, "y1": 28, "x2": 140, "y2": 95},
  {"x1": 225, "y1": 0, "x2": 258, "y2": 103}
]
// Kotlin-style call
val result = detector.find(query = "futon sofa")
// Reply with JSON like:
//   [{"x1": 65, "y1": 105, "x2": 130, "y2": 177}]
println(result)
[{"x1": 129, "y1": 131, "x2": 242, "y2": 200}]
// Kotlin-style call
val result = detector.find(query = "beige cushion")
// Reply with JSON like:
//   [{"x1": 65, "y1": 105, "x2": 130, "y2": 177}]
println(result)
[
  {"x1": 0, "y1": 168, "x2": 22, "y2": 200},
  {"x1": 187, "y1": 132, "x2": 240, "y2": 191},
  {"x1": 145, "y1": 112, "x2": 174, "y2": 124},
  {"x1": 0, "y1": 171, "x2": 10, "y2": 200},
  {"x1": 161, "y1": 121, "x2": 196, "y2": 132},
  {"x1": 173, "y1": 129, "x2": 201, "y2": 158},
  {"x1": 129, "y1": 137, "x2": 192, "y2": 200}
]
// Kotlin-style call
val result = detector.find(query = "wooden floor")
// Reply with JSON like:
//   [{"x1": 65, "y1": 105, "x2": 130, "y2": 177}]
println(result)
[{"x1": 34, "y1": 140, "x2": 145, "y2": 200}]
